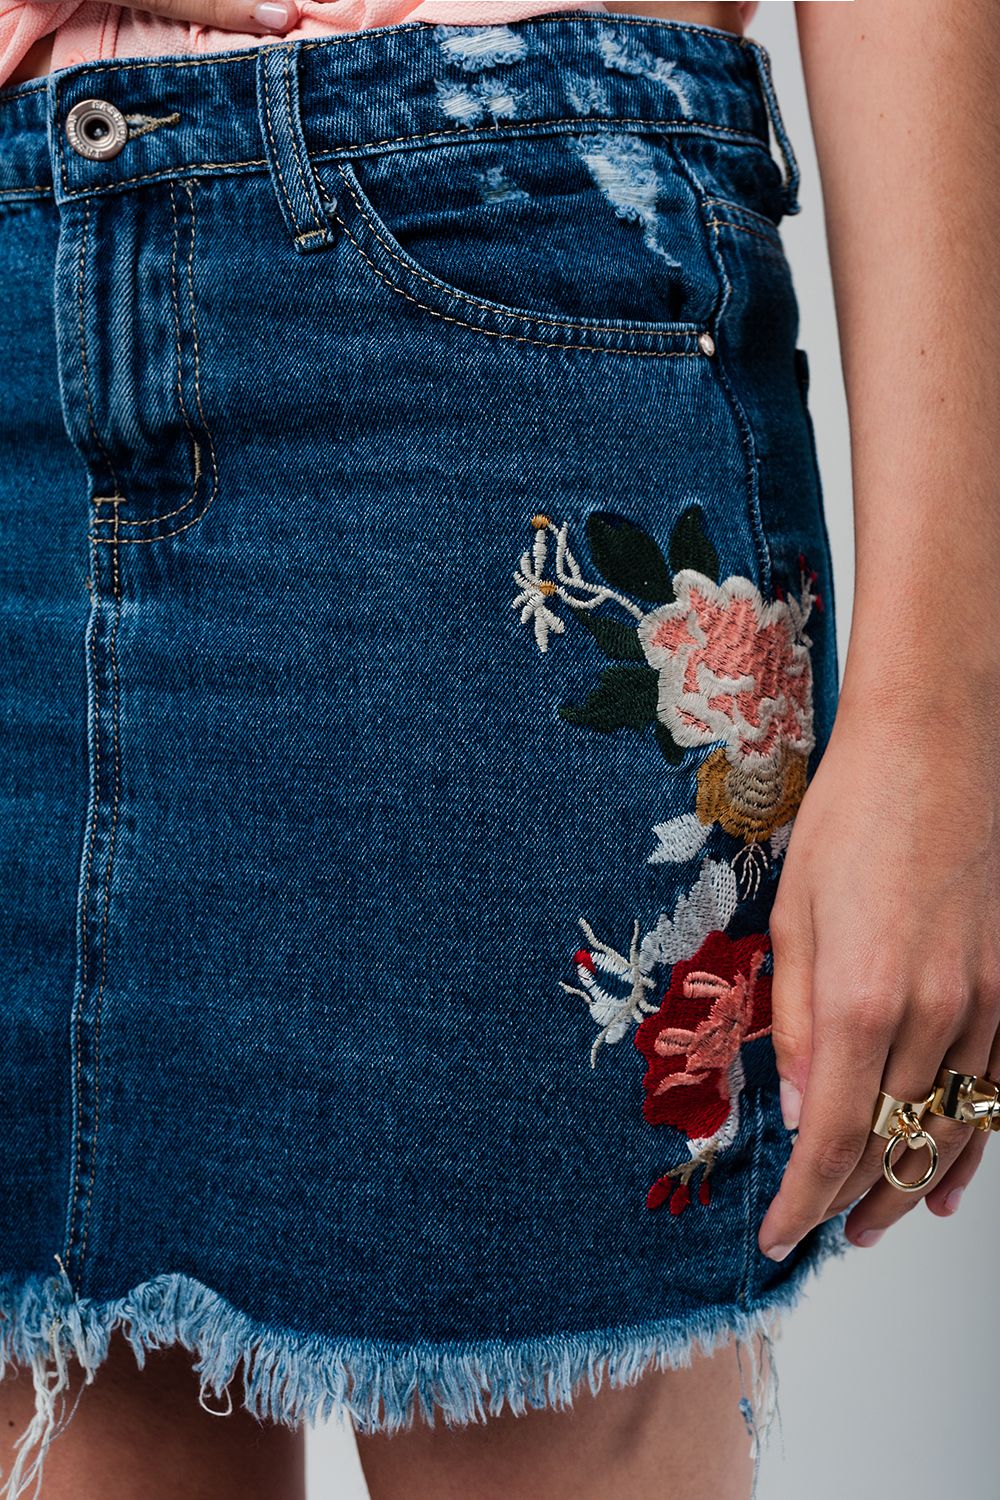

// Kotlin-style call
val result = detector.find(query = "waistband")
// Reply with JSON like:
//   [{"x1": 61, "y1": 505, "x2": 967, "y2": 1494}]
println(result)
[{"x1": 0, "y1": 12, "x2": 799, "y2": 219}]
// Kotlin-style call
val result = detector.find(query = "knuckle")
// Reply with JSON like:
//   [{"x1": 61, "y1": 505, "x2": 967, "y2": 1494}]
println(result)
[
  {"x1": 933, "y1": 1121, "x2": 975, "y2": 1159},
  {"x1": 976, "y1": 966, "x2": 1000, "y2": 1013},
  {"x1": 916, "y1": 982, "x2": 969, "y2": 1037},
  {"x1": 811, "y1": 1133, "x2": 866, "y2": 1183},
  {"x1": 768, "y1": 899, "x2": 795, "y2": 939},
  {"x1": 204, "y1": 0, "x2": 240, "y2": 26},
  {"x1": 815, "y1": 968, "x2": 900, "y2": 1028},
  {"x1": 835, "y1": 993, "x2": 896, "y2": 1042},
  {"x1": 770, "y1": 1018, "x2": 805, "y2": 1062},
  {"x1": 166, "y1": 0, "x2": 238, "y2": 27}
]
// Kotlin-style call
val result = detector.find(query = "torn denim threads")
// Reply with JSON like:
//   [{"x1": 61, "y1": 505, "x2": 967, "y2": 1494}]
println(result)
[{"x1": 0, "y1": 13, "x2": 850, "y2": 1497}]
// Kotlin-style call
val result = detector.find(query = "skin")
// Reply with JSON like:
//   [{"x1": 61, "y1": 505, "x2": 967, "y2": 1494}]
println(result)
[
  {"x1": 760, "y1": 0, "x2": 1000, "y2": 1261},
  {"x1": 353, "y1": 1333, "x2": 758, "y2": 1500},
  {"x1": 0, "y1": 1332, "x2": 305, "y2": 1499},
  {"x1": 3, "y1": 1, "x2": 998, "y2": 1497},
  {"x1": 0, "y1": 1326, "x2": 759, "y2": 1500}
]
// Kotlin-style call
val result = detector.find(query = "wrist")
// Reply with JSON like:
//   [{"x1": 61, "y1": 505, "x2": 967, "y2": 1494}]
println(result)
[
  {"x1": 841, "y1": 521, "x2": 1000, "y2": 723},
  {"x1": 836, "y1": 633, "x2": 1000, "y2": 737}
]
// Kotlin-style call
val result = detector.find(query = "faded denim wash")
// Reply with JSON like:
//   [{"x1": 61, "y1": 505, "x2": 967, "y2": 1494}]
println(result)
[{"x1": 0, "y1": 14, "x2": 853, "y2": 1497}]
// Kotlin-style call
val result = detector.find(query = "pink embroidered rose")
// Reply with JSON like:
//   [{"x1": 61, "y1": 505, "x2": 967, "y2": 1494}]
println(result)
[{"x1": 636, "y1": 570, "x2": 815, "y2": 766}]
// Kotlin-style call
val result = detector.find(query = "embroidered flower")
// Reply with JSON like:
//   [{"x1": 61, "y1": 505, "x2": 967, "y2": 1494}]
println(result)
[
  {"x1": 513, "y1": 507, "x2": 819, "y2": 901},
  {"x1": 512, "y1": 508, "x2": 823, "y2": 1211},
  {"x1": 634, "y1": 929, "x2": 772, "y2": 1212},
  {"x1": 565, "y1": 918, "x2": 663, "y2": 1066},
  {"x1": 511, "y1": 514, "x2": 569, "y2": 652},
  {"x1": 695, "y1": 742, "x2": 808, "y2": 845},
  {"x1": 636, "y1": 571, "x2": 815, "y2": 768},
  {"x1": 636, "y1": 930, "x2": 772, "y2": 1130},
  {"x1": 563, "y1": 859, "x2": 742, "y2": 1065}
]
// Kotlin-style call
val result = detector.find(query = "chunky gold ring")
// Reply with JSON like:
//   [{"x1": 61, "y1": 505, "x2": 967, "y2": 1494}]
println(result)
[
  {"x1": 927, "y1": 1067, "x2": 1000, "y2": 1133},
  {"x1": 871, "y1": 1090, "x2": 940, "y2": 1192}
]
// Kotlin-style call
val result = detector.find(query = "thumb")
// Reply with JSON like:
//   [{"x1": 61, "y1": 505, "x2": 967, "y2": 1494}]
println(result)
[
  {"x1": 120, "y1": 0, "x2": 301, "y2": 36},
  {"x1": 768, "y1": 884, "x2": 814, "y2": 1132}
]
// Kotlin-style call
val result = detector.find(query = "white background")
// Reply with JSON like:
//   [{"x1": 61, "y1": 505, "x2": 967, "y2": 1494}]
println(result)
[{"x1": 307, "y1": 5, "x2": 1000, "y2": 1493}]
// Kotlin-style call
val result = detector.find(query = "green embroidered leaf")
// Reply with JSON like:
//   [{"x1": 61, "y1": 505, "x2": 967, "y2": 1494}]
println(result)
[
  {"x1": 668, "y1": 505, "x2": 718, "y2": 582},
  {"x1": 586, "y1": 512, "x2": 672, "y2": 605},
  {"x1": 654, "y1": 721, "x2": 686, "y2": 765},
  {"x1": 558, "y1": 664, "x2": 658, "y2": 733},
  {"x1": 568, "y1": 605, "x2": 646, "y2": 662}
]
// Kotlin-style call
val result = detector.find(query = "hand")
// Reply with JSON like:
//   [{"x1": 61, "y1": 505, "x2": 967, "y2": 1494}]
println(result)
[
  {"x1": 98, "y1": 0, "x2": 301, "y2": 35},
  {"x1": 759, "y1": 688, "x2": 1000, "y2": 1258}
]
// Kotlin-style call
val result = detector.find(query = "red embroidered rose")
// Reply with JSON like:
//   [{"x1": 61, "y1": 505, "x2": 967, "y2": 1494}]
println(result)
[{"x1": 634, "y1": 929, "x2": 773, "y2": 1142}]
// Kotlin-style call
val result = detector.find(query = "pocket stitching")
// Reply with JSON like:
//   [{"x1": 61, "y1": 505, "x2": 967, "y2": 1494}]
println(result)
[
  {"x1": 710, "y1": 217, "x2": 786, "y2": 251},
  {"x1": 315, "y1": 117, "x2": 772, "y2": 160},
  {"x1": 703, "y1": 193, "x2": 783, "y2": 238},
  {"x1": 330, "y1": 195, "x2": 706, "y2": 359},
  {"x1": 89, "y1": 178, "x2": 220, "y2": 544},
  {"x1": 329, "y1": 159, "x2": 708, "y2": 349}
]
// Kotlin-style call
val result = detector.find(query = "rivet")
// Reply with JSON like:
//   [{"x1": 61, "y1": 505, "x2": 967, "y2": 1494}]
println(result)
[{"x1": 698, "y1": 332, "x2": 716, "y2": 357}]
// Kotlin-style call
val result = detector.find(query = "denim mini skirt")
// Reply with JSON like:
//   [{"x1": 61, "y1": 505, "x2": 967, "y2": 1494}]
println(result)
[{"x1": 0, "y1": 12, "x2": 852, "y2": 1493}]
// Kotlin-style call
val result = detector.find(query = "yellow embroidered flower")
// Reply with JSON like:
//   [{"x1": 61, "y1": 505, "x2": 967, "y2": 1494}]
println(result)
[{"x1": 695, "y1": 743, "x2": 807, "y2": 844}]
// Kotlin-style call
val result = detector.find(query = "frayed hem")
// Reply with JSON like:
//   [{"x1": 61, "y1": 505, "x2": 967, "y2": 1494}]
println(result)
[{"x1": 0, "y1": 1211, "x2": 852, "y2": 1499}]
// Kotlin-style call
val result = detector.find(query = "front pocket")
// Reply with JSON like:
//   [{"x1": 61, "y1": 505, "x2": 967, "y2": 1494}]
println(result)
[{"x1": 314, "y1": 130, "x2": 725, "y2": 356}]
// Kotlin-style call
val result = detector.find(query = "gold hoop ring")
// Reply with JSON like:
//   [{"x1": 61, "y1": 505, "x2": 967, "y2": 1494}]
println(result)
[
  {"x1": 871, "y1": 1090, "x2": 940, "y2": 1193},
  {"x1": 881, "y1": 1125, "x2": 939, "y2": 1193}
]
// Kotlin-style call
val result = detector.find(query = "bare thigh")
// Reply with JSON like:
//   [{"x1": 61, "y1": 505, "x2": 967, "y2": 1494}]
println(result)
[
  {"x1": 0, "y1": 1333, "x2": 305, "y2": 1500},
  {"x1": 0, "y1": 1330, "x2": 758, "y2": 1499},
  {"x1": 356, "y1": 1336, "x2": 757, "y2": 1500}
]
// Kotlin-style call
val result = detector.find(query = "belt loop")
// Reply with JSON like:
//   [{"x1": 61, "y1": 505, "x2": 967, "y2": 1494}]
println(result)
[
  {"x1": 256, "y1": 39, "x2": 338, "y2": 253},
  {"x1": 740, "y1": 37, "x2": 801, "y2": 217}
]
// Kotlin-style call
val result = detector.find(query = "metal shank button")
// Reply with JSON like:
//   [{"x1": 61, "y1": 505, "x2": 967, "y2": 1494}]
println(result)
[{"x1": 65, "y1": 99, "x2": 129, "y2": 161}]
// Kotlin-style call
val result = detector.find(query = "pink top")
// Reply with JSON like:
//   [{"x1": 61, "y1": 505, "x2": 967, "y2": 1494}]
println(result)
[{"x1": 0, "y1": 2, "x2": 758, "y2": 92}]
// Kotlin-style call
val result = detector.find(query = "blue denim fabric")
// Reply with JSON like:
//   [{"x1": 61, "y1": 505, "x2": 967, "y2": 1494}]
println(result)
[{"x1": 0, "y1": 14, "x2": 853, "y2": 1494}]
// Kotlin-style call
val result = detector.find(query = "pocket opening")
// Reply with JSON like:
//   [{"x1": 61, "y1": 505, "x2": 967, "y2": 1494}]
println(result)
[{"x1": 315, "y1": 130, "x2": 729, "y2": 355}]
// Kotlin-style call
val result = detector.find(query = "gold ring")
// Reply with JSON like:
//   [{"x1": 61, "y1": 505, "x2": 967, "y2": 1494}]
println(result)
[
  {"x1": 881, "y1": 1125, "x2": 939, "y2": 1192},
  {"x1": 871, "y1": 1089, "x2": 940, "y2": 1193},
  {"x1": 927, "y1": 1067, "x2": 1000, "y2": 1132}
]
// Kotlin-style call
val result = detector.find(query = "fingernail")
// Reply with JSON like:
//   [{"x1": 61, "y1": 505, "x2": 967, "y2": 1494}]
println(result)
[
  {"x1": 779, "y1": 1078, "x2": 802, "y2": 1131},
  {"x1": 944, "y1": 1187, "x2": 964, "y2": 1213},
  {"x1": 253, "y1": 2, "x2": 293, "y2": 29},
  {"x1": 855, "y1": 1227, "x2": 885, "y2": 1248},
  {"x1": 763, "y1": 1242, "x2": 796, "y2": 1262}
]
